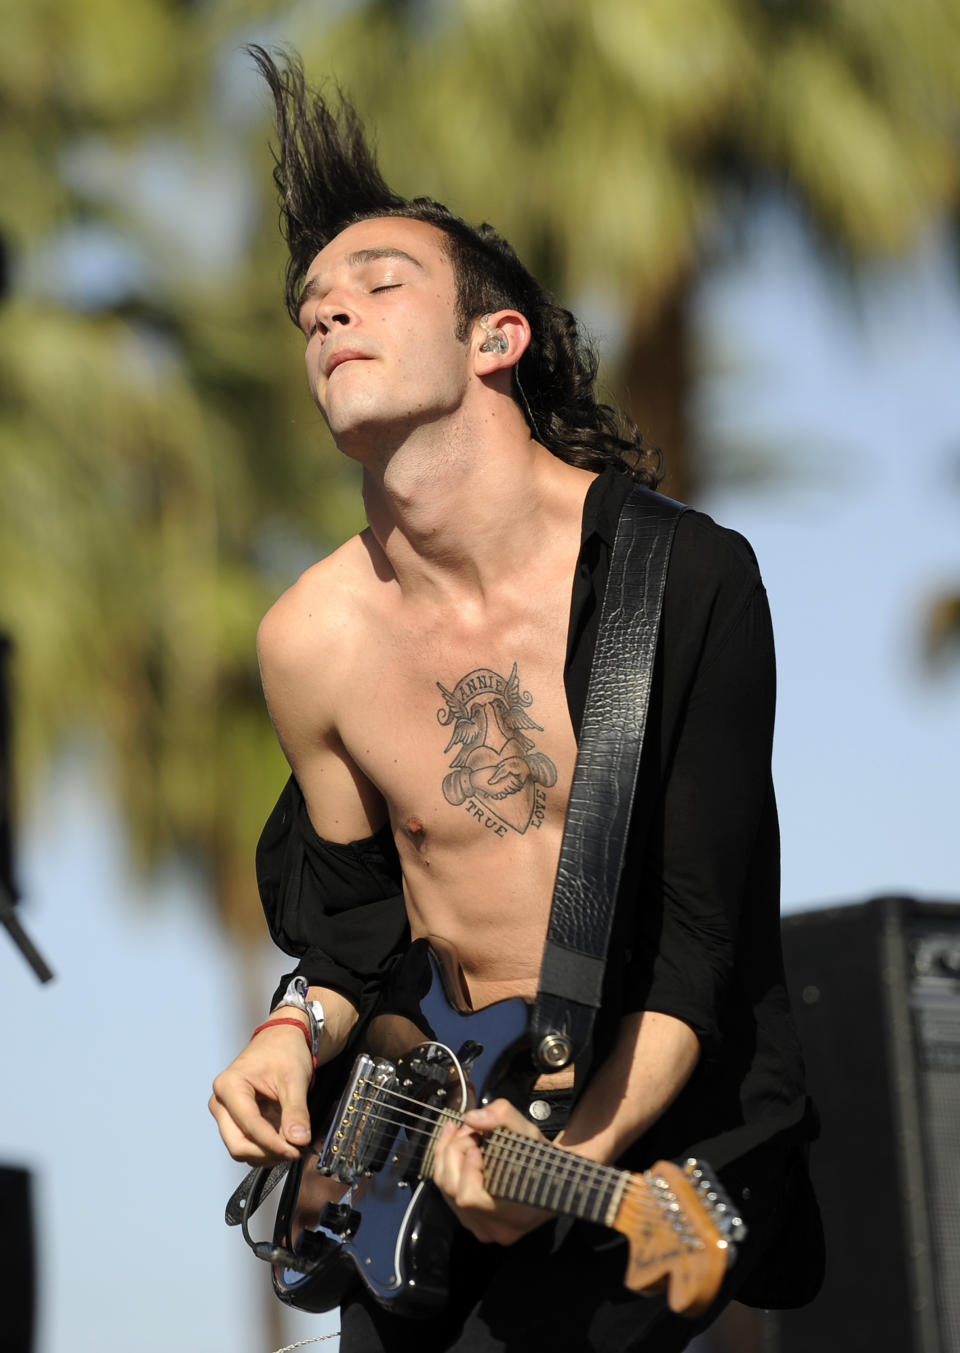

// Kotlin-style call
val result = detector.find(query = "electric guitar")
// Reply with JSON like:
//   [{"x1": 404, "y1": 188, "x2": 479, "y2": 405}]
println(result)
[{"x1": 238, "y1": 939, "x2": 745, "y2": 1320}]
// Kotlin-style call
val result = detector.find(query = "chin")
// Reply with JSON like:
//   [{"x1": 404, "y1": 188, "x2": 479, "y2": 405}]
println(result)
[{"x1": 328, "y1": 417, "x2": 398, "y2": 466}]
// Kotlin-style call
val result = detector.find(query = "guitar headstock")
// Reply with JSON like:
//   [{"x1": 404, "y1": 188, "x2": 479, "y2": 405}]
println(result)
[{"x1": 611, "y1": 1157, "x2": 746, "y2": 1318}]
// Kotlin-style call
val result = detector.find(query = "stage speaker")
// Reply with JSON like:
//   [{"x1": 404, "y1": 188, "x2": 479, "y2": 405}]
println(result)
[
  {"x1": 0, "y1": 1165, "x2": 35, "y2": 1352},
  {"x1": 762, "y1": 896, "x2": 960, "y2": 1353}
]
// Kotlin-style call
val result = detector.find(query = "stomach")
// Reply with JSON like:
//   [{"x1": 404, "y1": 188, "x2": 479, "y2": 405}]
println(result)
[
  {"x1": 395, "y1": 813, "x2": 579, "y2": 1090},
  {"x1": 397, "y1": 815, "x2": 564, "y2": 1009}
]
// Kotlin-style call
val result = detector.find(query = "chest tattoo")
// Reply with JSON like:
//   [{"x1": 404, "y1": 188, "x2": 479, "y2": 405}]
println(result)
[{"x1": 436, "y1": 662, "x2": 558, "y2": 837}]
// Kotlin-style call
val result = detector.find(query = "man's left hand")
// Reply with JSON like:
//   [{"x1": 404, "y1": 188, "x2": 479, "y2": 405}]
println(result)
[{"x1": 431, "y1": 1098, "x2": 558, "y2": 1245}]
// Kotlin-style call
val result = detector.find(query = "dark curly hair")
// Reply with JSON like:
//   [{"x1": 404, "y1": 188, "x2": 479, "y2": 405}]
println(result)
[{"x1": 250, "y1": 46, "x2": 660, "y2": 486}]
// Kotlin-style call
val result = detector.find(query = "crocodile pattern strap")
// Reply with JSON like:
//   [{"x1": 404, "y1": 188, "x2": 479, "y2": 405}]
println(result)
[{"x1": 531, "y1": 486, "x2": 687, "y2": 1071}]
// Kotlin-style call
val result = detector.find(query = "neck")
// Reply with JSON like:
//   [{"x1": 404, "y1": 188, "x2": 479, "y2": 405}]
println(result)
[{"x1": 354, "y1": 405, "x2": 593, "y2": 605}]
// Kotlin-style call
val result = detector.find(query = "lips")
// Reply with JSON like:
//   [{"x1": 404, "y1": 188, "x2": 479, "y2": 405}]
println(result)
[{"x1": 324, "y1": 349, "x2": 370, "y2": 378}]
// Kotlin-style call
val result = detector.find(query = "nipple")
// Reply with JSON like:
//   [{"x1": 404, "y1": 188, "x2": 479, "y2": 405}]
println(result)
[{"x1": 405, "y1": 815, "x2": 429, "y2": 865}]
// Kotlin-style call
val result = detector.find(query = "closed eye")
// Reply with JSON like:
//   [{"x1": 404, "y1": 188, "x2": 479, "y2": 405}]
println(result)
[{"x1": 371, "y1": 283, "x2": 401, "y2": 293}]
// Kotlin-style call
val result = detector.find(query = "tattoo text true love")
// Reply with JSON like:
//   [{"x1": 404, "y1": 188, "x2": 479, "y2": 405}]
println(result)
[{"x1": 436, "y1": 663, "x2": 557, "y2": 837}]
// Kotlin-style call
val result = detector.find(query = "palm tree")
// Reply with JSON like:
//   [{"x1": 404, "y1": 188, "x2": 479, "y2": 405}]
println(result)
[
  {"x1": 3, "y1": 4, "x2": 958, "y2": 1345},
  {"x1": 0, "y1": 0, "x2": 369, "y2": 947},
  {"x1": 4, "y1": 0, "x2": 958, "y2": 972},
  {"x1": 0, "y1": 7, "x2": 340, "y2": 1342},
  {"x1": 279, "y1": 0, "x2": 960, "y2": 501},
  {"x1": 7, "y1": 0, "x2": 957, "y2": 955}
]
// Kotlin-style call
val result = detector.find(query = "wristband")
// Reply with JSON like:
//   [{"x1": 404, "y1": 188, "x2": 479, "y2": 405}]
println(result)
[
  {"x1": 250, "y1": 1017, "x2": 317, "y2": 1068},
  {"x1": 275, "y1": 976, "x2": 325, "y2": 1063}
]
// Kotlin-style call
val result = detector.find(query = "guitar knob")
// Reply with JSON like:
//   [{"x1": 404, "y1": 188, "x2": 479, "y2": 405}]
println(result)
[
  {"x1": 320, "y1": 1202, "x2": 361, "y2": 1237},
  {"x1": 455, "y1": 1040, "x2": 484, "y2": 1072}
]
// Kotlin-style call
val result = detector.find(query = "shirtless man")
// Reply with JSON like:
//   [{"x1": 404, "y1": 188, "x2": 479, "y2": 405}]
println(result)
[{"x1": 210, "y1": 49, "x2": 821, "y2": 1353}]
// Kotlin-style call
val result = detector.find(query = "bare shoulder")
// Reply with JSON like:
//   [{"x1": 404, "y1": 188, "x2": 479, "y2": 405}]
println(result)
[
  {"x1": 257, "y1": 531, "x2": 384, "y2": 740},
  {"x1": 257, "y1": 531, "x2": 391, "y2": 838},
  {"x1": 258, "y1": 532, "x2": 379, "y2": 674}
]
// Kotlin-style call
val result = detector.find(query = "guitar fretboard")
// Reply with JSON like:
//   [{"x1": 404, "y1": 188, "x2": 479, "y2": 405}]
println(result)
[{"x1": 422, "y1": 1113, "x2": 627, "y2": 1227}]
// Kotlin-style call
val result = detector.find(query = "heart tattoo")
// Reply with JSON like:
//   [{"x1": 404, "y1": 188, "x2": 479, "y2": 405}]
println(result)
[{"x1": 436, "y1": 663, "x2": 558, "y2": 836}]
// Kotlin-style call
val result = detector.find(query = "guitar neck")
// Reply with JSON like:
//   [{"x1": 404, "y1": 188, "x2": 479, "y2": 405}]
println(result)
[
  {"x1": 425, "y1": 1117, "x2": 626, "y2": 1227},
  {"x1": 421, "y1": 1118, "x2": 739, "y2": 1317},
  {"x1": 304, "y1": 1034, "x2": 741, "y2": 1321},
  {"x1": 486, "y1": 1126, "x2": 627, "y2": 1225}
]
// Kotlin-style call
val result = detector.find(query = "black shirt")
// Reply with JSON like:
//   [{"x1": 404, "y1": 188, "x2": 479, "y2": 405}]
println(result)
[{"x1": 258, "y1": 466, "x2": 813, "y2": 1175}]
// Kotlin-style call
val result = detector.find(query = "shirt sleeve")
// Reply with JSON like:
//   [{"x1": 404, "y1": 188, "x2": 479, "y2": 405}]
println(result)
[
  {"x1": 257, "y1": 775, "x2": 409, "y2": 1011},
  {"x1": 622, "y1": 524, "x2": 779, "y2": 1056}
]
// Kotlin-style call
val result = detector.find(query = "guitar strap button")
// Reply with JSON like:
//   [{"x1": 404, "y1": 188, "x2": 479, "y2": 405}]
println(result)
[{"x1": 536, "y1": 1032, "x2": 573, "y2": 1070}]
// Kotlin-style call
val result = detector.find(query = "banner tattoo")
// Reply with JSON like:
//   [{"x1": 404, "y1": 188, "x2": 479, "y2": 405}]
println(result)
[{"x1": 436, "y1": 662, "x2": 557, "y2": 836}]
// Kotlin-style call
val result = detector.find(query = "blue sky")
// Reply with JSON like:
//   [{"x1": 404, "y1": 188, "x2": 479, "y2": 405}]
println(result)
[
  {"x1": 1, "y1": 206, "x2": 958, "y2": 1353},
  {"x1": 698, "y1": 208, "x2": 959, "y2": 908}
]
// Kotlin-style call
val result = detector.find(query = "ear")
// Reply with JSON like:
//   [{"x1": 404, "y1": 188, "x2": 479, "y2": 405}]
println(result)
[{"x1": 472, "y1": 310, "x2": 531, "y2": 376}]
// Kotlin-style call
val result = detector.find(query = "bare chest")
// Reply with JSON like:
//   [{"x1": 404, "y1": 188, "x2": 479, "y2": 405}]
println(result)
[
  {"x1": 333, "y1": 592, "x2": 578, "y2": 994},
  {"x1": 340, "y1": 602, "x2": 575, "y2": 841}
]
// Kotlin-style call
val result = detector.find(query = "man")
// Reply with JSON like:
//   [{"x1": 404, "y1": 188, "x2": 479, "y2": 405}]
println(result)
[{"x1": 210, "y1": 48, "x2": 822, "y2": 1352}]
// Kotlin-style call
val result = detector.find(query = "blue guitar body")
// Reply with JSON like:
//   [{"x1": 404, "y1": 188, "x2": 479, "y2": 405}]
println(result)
[
  {"x1": 263, "y1": 938, "x2": 740, "y2": 1320},
  {"x1": 271, "y1": 938, "x2": 533, "y2": 1316}
]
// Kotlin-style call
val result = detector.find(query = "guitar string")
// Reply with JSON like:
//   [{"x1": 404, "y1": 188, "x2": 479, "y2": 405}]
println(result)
[
  {"x1": 330, "y1": 1090, "x2": 677, "y2": 1219},
  {"x1": 345, "y1": 1095, "x2": 606, "y2": 1192},
  {"x1": 331, "y1": 1074, "x2": 724, "y2": 1228},
  {"x1": 325, "y1": 1098, "x2": 694, "y2": 1236},
  {"x1": 351, "y1": 1084, "x2": 672, "y2": 1207},
  {"x1": 344, "y1": 1090, "x2": 683, "y2": 1213},
  {"x1": 335, "y1": 1103, "x2": 631, "y2": 1222}
]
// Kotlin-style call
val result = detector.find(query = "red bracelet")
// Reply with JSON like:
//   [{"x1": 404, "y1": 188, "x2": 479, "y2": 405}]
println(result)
[{"x1": 250, "y1": 1017, "x2": 317, "y2": 1069}]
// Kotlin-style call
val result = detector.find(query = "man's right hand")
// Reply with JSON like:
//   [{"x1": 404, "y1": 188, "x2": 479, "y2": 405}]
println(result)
[{"x1": 209, "y1": 1020, "x2": 314, "y2": 1164}]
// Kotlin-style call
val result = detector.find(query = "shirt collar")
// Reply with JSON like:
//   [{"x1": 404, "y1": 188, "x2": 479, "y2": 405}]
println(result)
[{"x1": 581, "y1": 465, "x2": 635, "y2": 551}]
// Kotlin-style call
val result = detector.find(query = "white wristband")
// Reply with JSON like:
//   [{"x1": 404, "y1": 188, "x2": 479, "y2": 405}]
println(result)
[{"x1": 275, "y1": 976, "x2": 325, "y2": 1063}]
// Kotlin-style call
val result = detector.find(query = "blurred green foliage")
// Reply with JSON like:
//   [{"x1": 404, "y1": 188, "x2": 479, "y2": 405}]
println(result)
[
  {"x1": 1, "y1": 0, "x2": 958, "y2": 937},
  {"x1": 0, "y1": 0, "x2": 364, "y2": 937},
  {"x1": 298, "y1": 0, "x2": 960, "y2": 497}
]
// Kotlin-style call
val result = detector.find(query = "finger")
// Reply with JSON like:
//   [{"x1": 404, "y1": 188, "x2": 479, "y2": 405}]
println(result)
[
  {"x1": 431, "y1": 1121, "x2": 466, "y2": 1196},
  {"x1": 463, "y1": 1098, "x2": 543, "y2": 1141},
  {"x1": 275, "y1": 1071, "x2": 313, "y2": 1148},
  {"x1": 435, "y1": 1126, "x2": 495, "y2": 1216},
  {"x1": 208, "y1": 1092, "x2": 293, "y2": 1165},
  {"x1": 455, "y1": 1141, "x2": 494, "y2": 1210},
  {"x1": 210, "y1": 1074, "x2": 300, "y2": 1161}
]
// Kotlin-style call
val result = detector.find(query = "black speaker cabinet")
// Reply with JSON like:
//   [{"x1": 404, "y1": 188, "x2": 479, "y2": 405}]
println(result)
[
  {"x1": 0, "y1": 1165, "x2": 35, "y2": 1353},
  {"x1": 762, "y1": 897, "x2": 960, "y2": 1353}
]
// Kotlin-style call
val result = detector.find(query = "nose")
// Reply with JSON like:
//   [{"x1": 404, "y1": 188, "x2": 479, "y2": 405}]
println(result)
[{"x1": 314, "y1": 295, "x2": 355, "y2": 338}]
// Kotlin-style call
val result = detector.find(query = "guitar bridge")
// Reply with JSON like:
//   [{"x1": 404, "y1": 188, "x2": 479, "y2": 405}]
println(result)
[{"x1": 317, "y1": 1053, "x2": 399, "y2": 1185}]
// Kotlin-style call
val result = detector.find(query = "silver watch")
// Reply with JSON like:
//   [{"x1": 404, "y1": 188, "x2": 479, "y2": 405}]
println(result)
[{"x1": 276, "y1": 976, "x2": 325, "y2": 1062}]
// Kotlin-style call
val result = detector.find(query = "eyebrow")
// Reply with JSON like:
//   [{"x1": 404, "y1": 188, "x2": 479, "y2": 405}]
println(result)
[{"x1": 296, "y1": 248, "x2": 425, "y2": 315}]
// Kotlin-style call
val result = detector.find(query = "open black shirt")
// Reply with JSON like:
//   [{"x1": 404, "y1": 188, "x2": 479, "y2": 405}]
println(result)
[{"x1": 257, "y1": 466, "x2": 814, "y2": 1180}]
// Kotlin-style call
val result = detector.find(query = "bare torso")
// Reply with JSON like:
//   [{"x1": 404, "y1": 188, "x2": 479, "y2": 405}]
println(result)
[{"x1": 259, "y1": 468, "x2": 594, "y2": 1024}]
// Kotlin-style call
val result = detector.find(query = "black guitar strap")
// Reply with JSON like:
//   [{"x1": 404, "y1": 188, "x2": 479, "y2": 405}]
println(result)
[{"x1": 530, "y1": 484, "x2": 687, "y2": 1077}]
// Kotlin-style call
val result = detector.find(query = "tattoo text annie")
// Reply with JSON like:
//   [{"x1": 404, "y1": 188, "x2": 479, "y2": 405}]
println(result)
[{"x1": 436, "y1": 663, "x2": 557, "y2": 836}]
